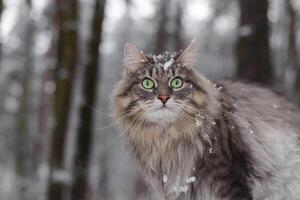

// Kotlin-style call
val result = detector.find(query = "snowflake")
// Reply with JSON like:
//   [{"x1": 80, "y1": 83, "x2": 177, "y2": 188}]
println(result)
[
  {"x1": 163, "y1": 58, "x2": 174, "y2": 70},
  {"x1": 185, "y1": 176, "x2": 196, "y2": 184},
  {"x1": 163, "y1": 175, "x2": 168, "y2": 184}
]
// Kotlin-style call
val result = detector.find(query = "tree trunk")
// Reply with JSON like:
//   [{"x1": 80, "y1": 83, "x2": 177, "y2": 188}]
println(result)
[
  {"x1": 47, "y1": 0, "x2": 78, "y2": 199},
  {"x1": 156, "y1": 0, "x2": 169, "y2": 53},
  {"x1": 296, "y1": 70, "x2": 300, "y2": 100},
  {"x1": 0, "y1": 0, "x2": 3, "y2": 67},
  {"x1": 70, "y1": 0, "x2": 106, "y2": 200},
  {"x1": 0, "y1": 0, "x2": 2, "y2": 15},
  {"x1": 15, "y1": 2, "x2": 34, "y2": 198},
  {"x1": 174, "y1": 0, "x2": 184, "y2": 50},
  {"x1": 284, "y1": 0, "x2": 299, "y2": 95},
  {"x1": 286, "y1": 0, "x2": 300, "y2": 97},
  {"x1": 296, "y1": 74, "x2": 300, "y2": 101},
  {"x1": 236, "y1": 0, "x2": 273, "y2": 85}
]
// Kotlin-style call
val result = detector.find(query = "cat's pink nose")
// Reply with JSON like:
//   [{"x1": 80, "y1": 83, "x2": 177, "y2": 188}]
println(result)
[{"x1": 158, "y1": 95, "x2": 170, "y2": 104}]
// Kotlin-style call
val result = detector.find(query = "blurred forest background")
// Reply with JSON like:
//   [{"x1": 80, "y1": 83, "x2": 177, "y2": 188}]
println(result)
[{"x1": 0, "y1": 0, "x2": 300, "y2": 199}]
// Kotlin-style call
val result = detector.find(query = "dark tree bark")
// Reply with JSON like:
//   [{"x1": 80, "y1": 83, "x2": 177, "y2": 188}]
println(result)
[
  {"x1": 15, "y1": 1, "x2": 35, "y2": 199},
  {"x1": 47, "y1": 0, "x2": 79, "y2": 199},
  {"x1": 296, "y1": 71, "x2": 300, "y2": 99},
  {"x1": 156, "y1": 0, "x2": 169, "y2": 53},
  {"x1": 296, "y1": 74, "x2": 300, "y2": 100},
  {"x1": 0, "y1": 0, "x2": 2, "y2": 15},
  {"x1": 70, "y1": 0, "x2": 106, "y2": 200},
  {"x1": 285, "y1": 0, "x2": 299, "y2": 95},
  {"x1": 0, "y1": 0, "x2": 3, "y2": 66},
  {"x1": 174, "y1": 1, "x2": 184, "y2": 50},
  {"x1": 286, "y1": 0, "x2": 300, "y2": 96},
  {"x1": 286, "y1": 0, "x2": 297, "y2": 64},
  {"x1": 236, "y1": 0, "x2": 273, "y2": 84}
]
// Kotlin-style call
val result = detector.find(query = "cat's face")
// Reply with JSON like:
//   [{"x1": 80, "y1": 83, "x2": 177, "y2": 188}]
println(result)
[
  {"x1": 113, "y1": 40, "x2": 218, "y2": 130},
  {"x1": 123, "y1": 54, "x2": 195, "y2": 124}
]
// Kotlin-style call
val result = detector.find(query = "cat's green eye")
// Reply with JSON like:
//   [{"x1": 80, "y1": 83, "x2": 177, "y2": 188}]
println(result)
[
  {"x1": 171, "y1": 77, "x2": 183, "y2": 89},
  {"x1": 142, "y1": 78, "x2": 155, "y2": 90}
]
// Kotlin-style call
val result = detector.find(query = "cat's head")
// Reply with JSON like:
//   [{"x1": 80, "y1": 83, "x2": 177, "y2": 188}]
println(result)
[{"x1": 113, "y1": 39, "x2": 219, "y2": 130}]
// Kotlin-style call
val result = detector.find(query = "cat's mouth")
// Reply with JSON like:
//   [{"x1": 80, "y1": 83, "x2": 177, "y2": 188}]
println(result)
[
  {"x1": 143, "y1": 104, "x2": 180, "y2": 123},
  {"x1": 159, "y1": 104, "x2": 170, "y2": 109}
]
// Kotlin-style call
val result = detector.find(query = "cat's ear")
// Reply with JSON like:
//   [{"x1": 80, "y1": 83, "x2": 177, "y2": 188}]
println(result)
[
  {"x1": 124, "y1": 43, "x2": 148, "y2": 74},
  {"x1": 176, "y1": 38, "x2": 197, "y2": 68}
]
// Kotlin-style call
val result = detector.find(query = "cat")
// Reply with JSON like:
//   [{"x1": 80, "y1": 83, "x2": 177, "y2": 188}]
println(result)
[{"x1": 112, "y1": 39, "x2": 300, "y2": 200}]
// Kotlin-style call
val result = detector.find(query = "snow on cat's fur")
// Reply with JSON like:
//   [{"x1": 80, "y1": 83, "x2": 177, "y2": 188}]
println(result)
[{"x1": 112, "y1": 39, "x2": 300, "y2": 200}]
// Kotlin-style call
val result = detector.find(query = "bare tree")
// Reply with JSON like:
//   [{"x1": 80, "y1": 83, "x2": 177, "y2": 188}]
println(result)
[
  {"x1": 284, "y1": 0, "x2": 299, "y2": 96},
  {"x1": 0, "y1": 0, "x2": 2, "y2": 16},
  {"x1": 156, "y1": 0, "x2": 170, "y2": 53},
  {"x1": 296, "y1": 71, "x2": 300, "y2": 101},
  {"x1": 47, "y1": 0, "x2": 79, "y2": 199},
  {"x1": 286, "y1": 0, "x2": 297, "y2": 66},
  {"x1": 285, "y1": 0, "x2": 300, "y2": 98},
  {"x1": 15, "y1": 2, "x2": 35, "y2": 198},
  {"x1": 0, "y1": 0, "x2": 3, "y2": 65},
  {"x1": 70, "y1": 0, "x2": 106, "y2": 200},
  {"x1": 236, "y1": 0, "x2": 273, "y2": 84},
  {"x1": 174, "y1": 0, "x2": 184, "y2": 50}
]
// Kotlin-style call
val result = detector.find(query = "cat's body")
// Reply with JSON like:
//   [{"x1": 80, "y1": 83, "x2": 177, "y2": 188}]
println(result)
[{"x1": 112, "y1": 40, "x2": 300, "y2": 200}]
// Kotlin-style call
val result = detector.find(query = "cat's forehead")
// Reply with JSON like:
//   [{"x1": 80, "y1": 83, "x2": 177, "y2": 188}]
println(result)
[{"x1": 145, "y1": 51, "x2": 183, "y2": 70}]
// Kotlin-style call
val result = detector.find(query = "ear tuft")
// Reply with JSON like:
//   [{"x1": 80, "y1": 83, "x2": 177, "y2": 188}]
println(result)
[
  {"x1": 177, "y1": 38, "x2": 197, "y2": 68},
  {"x1": 124, "y1": 43, "x2": 147, "y2": 74}
]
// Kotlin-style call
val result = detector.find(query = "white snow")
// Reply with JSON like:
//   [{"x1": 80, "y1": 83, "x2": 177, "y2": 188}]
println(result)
[
  {"x1": 194, "y1": 118, "x2": 202, "y2": 127},
  {"x1": 185, "y1": 176, "x2": 196, "y2": 184},
  {"x1": 156, "y1": 54, "x2": 163, "y2": 60},
  {"x1": 179, "y1": 185, "x2": 188, "y2": 193},
  {"x1": 173, "y1": 176, "x2": 196, "y2": 196},
  {"x1": 163, "y1": 175, "x2": 168, "y2": 183},
  {"x1": 217, "y1": 86, "x2": 223, "y2": 91},
  {"x1": 173, "y1": 185, "x2": 188, "y2": 195},
  {"x1": 163, "y1": 58, "x2": 174, "y2": 70}
]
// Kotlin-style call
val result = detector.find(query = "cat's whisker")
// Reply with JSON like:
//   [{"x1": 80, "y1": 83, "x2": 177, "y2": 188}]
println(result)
[
  {"x1": 116, "y1": 111, "x2": 145, "y2": 141},
  {"x1": 86, "y1": 104, "x2": 114, "y2": 117},
  {"x1": 91, "y1": 114, "x2": 145, "y2": 147},
  {"x1": 175, "y1": 104, "x2": 196, "y2": 118},
  {"x1": 92, "y1": 107, "x2": 143, "y2": 131},
  {"x1": 180, "y1": 112, "x2": 195, "y2": 135},
  {"x1": 176, "y1": 103, "x2": 214, "y2": 121},
  {"x1": 130, "y1": 114, "x2": 146, "y2": 141},
  {"x1": 178, "y1": 103, "x2": 229, "y2": 121}
]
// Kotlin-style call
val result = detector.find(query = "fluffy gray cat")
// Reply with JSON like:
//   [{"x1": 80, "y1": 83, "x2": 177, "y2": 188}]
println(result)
[{"x1": 112, "y1": 39, "x2": 300, "y2": 200}]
